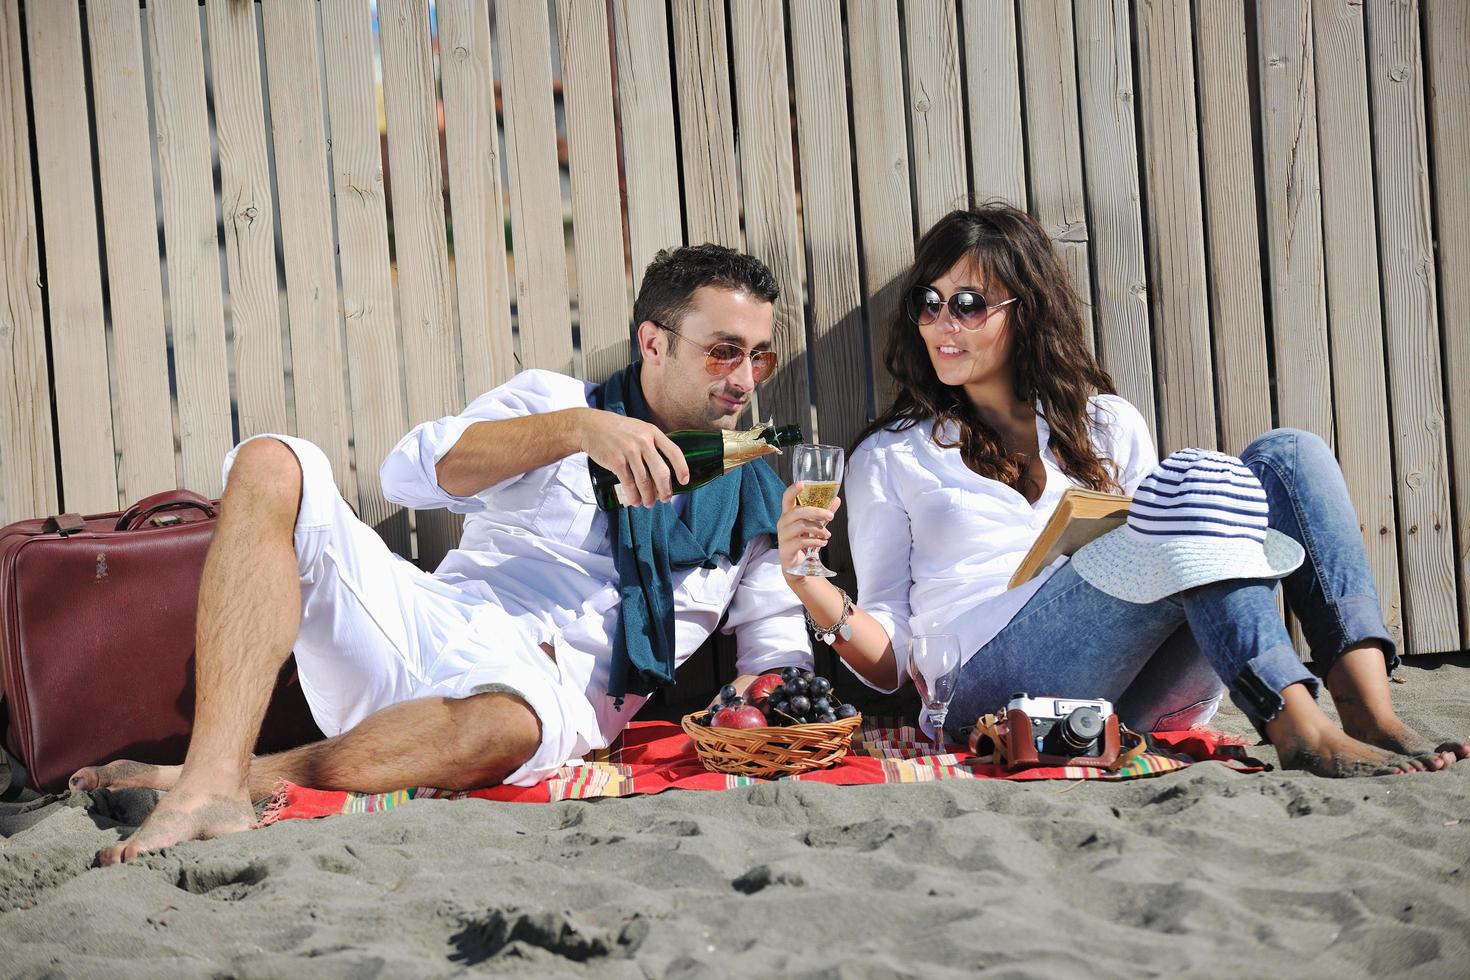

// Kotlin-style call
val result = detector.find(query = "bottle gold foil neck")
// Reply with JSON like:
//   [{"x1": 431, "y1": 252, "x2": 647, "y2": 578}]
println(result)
[{"x1": 721, "y1": 421, "x2": 781, "y2": 470}]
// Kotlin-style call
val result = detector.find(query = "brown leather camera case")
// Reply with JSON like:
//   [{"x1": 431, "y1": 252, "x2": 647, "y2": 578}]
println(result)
[{"x1": 990, "y1": 708, "x2": 1121, "y2": 771}]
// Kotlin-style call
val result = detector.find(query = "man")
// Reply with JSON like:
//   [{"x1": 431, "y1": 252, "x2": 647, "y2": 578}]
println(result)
[{"x1": 76, "y1": 245, "x2": 813, "y2": 864}]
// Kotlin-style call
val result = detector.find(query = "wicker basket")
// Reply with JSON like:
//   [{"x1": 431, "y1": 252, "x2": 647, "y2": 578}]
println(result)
[{"x1": 681, "y1": 710, "x2": 863, "y2": 777}]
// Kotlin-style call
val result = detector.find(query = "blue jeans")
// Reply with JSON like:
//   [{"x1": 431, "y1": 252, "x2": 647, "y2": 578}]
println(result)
[{"x1": 944, "y1": 429, "x2": 1398, "y2": 740}]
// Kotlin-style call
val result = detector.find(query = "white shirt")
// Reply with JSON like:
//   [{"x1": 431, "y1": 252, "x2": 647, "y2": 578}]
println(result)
[
  {"x1": 380, "y1": 369, "x2": 812, "y2": 748},
  {"x1": 845, "y1": 395, "x2": 1157, "y2": 693}
]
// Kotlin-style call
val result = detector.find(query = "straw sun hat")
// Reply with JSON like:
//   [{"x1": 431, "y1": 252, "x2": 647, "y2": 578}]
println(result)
[{"x1": 1070, "y1": 448, "x2": 1305, "y2": 604}]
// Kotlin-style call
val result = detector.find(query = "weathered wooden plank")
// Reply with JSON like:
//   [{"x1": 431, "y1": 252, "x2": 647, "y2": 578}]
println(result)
[
  {"x1": 379, "y1": 0, "x2": 463, "y2": 569},
  {"x1": 1423, "y1": 0, "x2": 1470, "y2": 642},
  {"x1": 612, "y1": 0, "x2": 683, "y2": 286},
  {"x1": 149, "y1": 0, "x2": 234, "y2": 495},
  {"x1": 495, "y1": 0, "x2": 574, "y2": 373},
  {"x1": 791, "y1": 0, "x2": 867, "y2": 453},
  {"x1": 729, "y1": 0, "x2": 808, "y2": 433},
  {"x1": 1365, "y1": 0, "x2": 1458, "y2": 653},
  {"x1": 903, "y1": 0, "x2": 967, "y2": 233},
  {"x1": 1073, "y1": 0, "x2": 1154, "y2": 429},
  {"x1": 25, "y1": 0, "x2": 117, "y2": 511},
  {"x1": 85, "y1": 0, "x2": 176, "y2": 500},
  {"x1": 790, "y1": 0, "x2": 868, "y2": 625},
  {"x1": 961, "y1": 0, "x2": 1026, "y2": 208},
  {"x1": 439, "y1": 0, "x2": 515, "y2": 399},
  {"x1": 1132, "y1": 0, "x2": 1216, "y2": 452},
  {"x1": 558, "y1": 0, "x2": 632, "y2": 386},
  {"x1": 0, "y1": 0, "x2": 56, "y2": 522},
  {"x1": 1018, "y1": 0, "x2": 1093, "y2": 352},
  {"x1": 319, "y1": 0, "x2": 410, "y2": 555},
  {"x1": 1192, "y1": 0, "x2": 1271, "y2": 453},
  {"x1": 1256, "y1": 0, "x2": 1334, "y2": 447},
  {"x1": 671, "y1": 0, "x2": 741, "y2": 247},
  {"x1": 259, "y1": 0, "x2": 355, "y2": 499},
  {"x1": 205, "y1": 0, "x2": 289, "y2": 441},
  {"x1": 847, "y1": 0, "x2": 913, "y2": 414},
  {"x1": 1310, "y1": 0, "x2": 1403, "y2": 645}
]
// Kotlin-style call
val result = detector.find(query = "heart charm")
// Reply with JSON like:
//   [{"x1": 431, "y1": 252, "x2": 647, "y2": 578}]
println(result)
[
  {"x1": 839, "y1": 623, "x2": 853, "y2": 642},
  {"x1": 821, "y1": 632, "x2": 836, "y2": 645}
]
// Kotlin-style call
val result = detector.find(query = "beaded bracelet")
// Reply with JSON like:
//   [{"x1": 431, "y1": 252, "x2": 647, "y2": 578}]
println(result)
[{"x1": 806, "y1": 588, "x2": 854, "y2": 644}]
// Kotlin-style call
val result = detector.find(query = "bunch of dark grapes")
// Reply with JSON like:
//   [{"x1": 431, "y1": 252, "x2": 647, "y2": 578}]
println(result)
[
  {"x1": 694, "y1": 669, "x2": 858, "y2": 728},
  {"x1": 765, "y1": 667, "x2": 858, "y2": 726}
]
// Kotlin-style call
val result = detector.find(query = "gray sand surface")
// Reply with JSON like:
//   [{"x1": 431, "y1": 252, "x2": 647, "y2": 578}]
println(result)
[{"x1": 2, "y1": 657, "x2": 1468, "y2": 979}]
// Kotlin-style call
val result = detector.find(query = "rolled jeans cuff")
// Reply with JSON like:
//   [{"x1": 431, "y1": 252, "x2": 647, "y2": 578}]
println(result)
[
  {"x1": 1304, "y1": 593, "x2": 1399, "y2": 674},
  {"x1": 1229, "y1": 646, "x2": 1318, "y2": 727}
]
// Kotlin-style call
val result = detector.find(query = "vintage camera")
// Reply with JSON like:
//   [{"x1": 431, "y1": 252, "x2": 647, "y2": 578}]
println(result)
[{"x1": 979, "y1": 693, "x2": 1122, "y2": 771}]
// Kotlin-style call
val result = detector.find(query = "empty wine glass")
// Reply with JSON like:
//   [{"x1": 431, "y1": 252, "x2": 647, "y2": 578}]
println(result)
[
  {"x1": 787, "y1": 444, "x2": 845, "y2": 577},
  {"x1": 907, "y1": 633, "x2": 961, "y2": 751}
]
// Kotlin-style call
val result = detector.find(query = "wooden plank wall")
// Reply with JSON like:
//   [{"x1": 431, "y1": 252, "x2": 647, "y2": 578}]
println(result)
[{"x1": 4, "y1": 0, "x2": 1466, "y2": 656}]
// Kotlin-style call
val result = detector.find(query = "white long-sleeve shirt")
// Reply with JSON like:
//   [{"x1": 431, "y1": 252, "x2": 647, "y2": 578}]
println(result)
[
  {"x1": 845, "y1": 395, "x2": 1157, "y2": 693},
  {"x1": 379, "y1": 369, "x2": 812, "y2": 747}
]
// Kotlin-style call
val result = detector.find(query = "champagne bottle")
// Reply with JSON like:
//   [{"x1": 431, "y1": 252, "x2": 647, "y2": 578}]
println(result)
[{"x1": 588, "y1": 422, "x2": 803, "y2": 509}]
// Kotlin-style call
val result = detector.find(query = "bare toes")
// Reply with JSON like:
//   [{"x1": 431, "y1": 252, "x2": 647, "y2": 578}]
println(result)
[
  {"x1": 70, "y1": 760, "x2": 169, "y2": 793},
  {"x1": 1435, "y1": 740, "x2": 1470, "y2": 761}
]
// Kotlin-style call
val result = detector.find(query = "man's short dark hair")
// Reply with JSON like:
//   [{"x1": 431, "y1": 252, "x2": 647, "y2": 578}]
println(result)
[{"x1": 632, "y1": 244, "x2": 779, "y2": 331}]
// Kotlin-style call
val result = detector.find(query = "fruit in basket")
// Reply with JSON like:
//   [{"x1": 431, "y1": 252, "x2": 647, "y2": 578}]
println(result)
[
  {"x1": 703, "y1": 670, "x2": 858, "y2": 728},
  {"x1": 745, "y1": 673, "x2": 785, "y2": 710},
  {"x1": 712, "y1": 705, "x2": 767, "y2": 729}
]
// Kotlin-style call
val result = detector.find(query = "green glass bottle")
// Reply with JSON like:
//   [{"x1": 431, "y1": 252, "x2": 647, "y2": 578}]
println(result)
[{"x1": 588, "y1": 422, "x2": 803, "y2": 509}]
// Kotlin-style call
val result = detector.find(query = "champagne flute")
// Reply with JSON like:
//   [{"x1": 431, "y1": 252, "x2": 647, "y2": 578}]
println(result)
[
  {"x1": 787, "y1": 444, "x2": 845, "y2": 577},
  {"x1": 907, "y1": 633, "x2": 961, "y2": 751}
]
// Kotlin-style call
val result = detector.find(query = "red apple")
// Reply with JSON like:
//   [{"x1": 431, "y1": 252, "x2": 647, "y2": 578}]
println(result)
[
  {"x1": 745, "y1": 673, "x2": 785, "y2": 711},
  {"x1": 712, "y1": 705, "x2": 768, "y2": 729}
]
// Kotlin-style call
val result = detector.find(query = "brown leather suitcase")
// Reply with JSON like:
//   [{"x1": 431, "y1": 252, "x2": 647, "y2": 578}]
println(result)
[{"x1": 0, "y1": 490, "x2": 321, "y2": 791}]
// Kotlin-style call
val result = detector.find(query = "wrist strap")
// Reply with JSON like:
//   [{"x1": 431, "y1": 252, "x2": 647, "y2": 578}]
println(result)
[{"x1": 805, "y1": 588, "x2": 853, "y2": 645}]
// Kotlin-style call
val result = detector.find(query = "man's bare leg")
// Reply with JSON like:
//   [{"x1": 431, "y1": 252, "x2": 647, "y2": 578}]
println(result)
[
  {"x1": 76, "y1": 691, "x2": 540, "y2": 800},
  {"x1": 96, "y1": 439, "x2": 306, "y2": 866},
  {"x1": 1326, "y1": 643, "x2": 1467, "y2": 769}
]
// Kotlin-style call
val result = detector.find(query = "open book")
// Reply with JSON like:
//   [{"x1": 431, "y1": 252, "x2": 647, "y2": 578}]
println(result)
[{"x1": 1007, "y1": 488, "x2": 1132, "y2": 589}]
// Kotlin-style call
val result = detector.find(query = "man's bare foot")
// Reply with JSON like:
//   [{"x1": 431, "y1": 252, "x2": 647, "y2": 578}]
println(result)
[
  {"x1": 1325, "y1": 645, "x2": 1467, "y2": 771},
  {"x1": 95, "y1": 784, "x2": 254, "y2": 866},
  {"x1": 70, "y1": 760, "x2": 180, "y2": 794}
]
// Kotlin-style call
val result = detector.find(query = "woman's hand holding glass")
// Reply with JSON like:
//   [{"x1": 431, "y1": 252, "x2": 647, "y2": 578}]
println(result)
[
  {"x1": 777, "y1": 482, "x2": 841, "y2": 583},
  {"x1": 785, "y1": 444, "x2": 846, "y2": 577}
]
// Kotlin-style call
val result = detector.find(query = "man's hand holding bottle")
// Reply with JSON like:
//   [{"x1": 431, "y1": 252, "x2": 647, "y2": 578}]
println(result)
[{"x1": 576, "y1": 409, "x2": 690, "y2": 509}]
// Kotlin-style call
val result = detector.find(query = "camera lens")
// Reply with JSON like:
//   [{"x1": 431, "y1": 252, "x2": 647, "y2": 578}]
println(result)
[{"x1": 1059, "y1": 707, "x2": 1104, "y2": 751}]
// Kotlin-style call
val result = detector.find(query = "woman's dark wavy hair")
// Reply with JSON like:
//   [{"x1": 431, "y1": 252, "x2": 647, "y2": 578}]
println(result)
[{"x1": 858, "y1": 202, "x2": 1121, "y2": 495}]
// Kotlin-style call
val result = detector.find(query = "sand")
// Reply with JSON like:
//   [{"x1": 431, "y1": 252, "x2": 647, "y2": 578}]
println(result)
[{"x1": 2, "y1": 657, "x2": 1468, "y2": 979}]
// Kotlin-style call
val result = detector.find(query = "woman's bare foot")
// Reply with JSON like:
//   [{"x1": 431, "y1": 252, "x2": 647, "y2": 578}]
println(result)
[
  {"x1": 69, "y1": 760, "x2": 181, "y2": 794},
  {"x1": 1264, "y1": 682, "x2": 1425, "y2": 777},
  {"x1": 95, "y1": 781, "x2": 254, "y2": 866},
  {"x1": 1274, "y1": 725, "x2": 1421, "y2": 777},
  {"x1": 1325, "y1": 645, "x2": 1468, "y2": 771}
]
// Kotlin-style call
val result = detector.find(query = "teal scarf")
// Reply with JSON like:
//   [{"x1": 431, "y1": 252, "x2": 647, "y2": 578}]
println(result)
[{"x1": 598, "y1": 364, "x2": 785, "y2": 707}]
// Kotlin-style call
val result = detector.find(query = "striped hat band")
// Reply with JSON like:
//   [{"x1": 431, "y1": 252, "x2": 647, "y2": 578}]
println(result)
[
  {"x1": 1127, "y1": 448, "x2": 1269, "y2": 545},
  {"x1": 1070, "y1": 447, "x2": 1305, "y2": 605}
]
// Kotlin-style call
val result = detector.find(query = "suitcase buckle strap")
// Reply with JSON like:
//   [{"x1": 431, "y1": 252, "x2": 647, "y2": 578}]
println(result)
[{"x1": 40, "y1": 513, "x2": 85, "y2": 536}]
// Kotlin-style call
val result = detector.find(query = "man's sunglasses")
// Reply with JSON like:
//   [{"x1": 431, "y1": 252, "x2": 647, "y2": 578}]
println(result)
[
  {"x1": 655, "y1": 322, "x2": 779, "y2": 383},
  {"x1": 906, "y1": 286, "x2": 1019, "y2": 329}
]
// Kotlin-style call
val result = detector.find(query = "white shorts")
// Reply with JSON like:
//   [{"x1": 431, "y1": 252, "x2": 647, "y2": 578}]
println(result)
[{"x1": 223, "y1": 434, "x2": 585, "y2": 786}]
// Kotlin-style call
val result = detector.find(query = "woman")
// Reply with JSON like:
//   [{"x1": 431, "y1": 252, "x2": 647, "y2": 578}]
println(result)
[{"x1": 778, "y1": 203, "x2": 1466, "y2": 777}]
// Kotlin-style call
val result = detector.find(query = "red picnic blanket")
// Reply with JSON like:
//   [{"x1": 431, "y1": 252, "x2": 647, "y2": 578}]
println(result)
[{"x1": 261, "y1": 717, "x2": 1264, "y2": 824}]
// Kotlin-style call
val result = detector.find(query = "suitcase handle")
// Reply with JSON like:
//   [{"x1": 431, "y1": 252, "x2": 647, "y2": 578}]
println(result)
[
  {"x1": 40, "y1": 513, "x2": 86, "y2": 536},
  {"x1": 115, "y1": 490, "x2": 217, "y2": 532}
]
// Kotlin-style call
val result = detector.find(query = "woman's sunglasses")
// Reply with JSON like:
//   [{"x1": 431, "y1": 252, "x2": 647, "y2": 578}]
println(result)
[
  {"x1": 906, "y1": 286, "x2": 1019, "y2": 329},
  {"x1": 656, "y1": 322, "x2": 779, "y2": 383}
]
